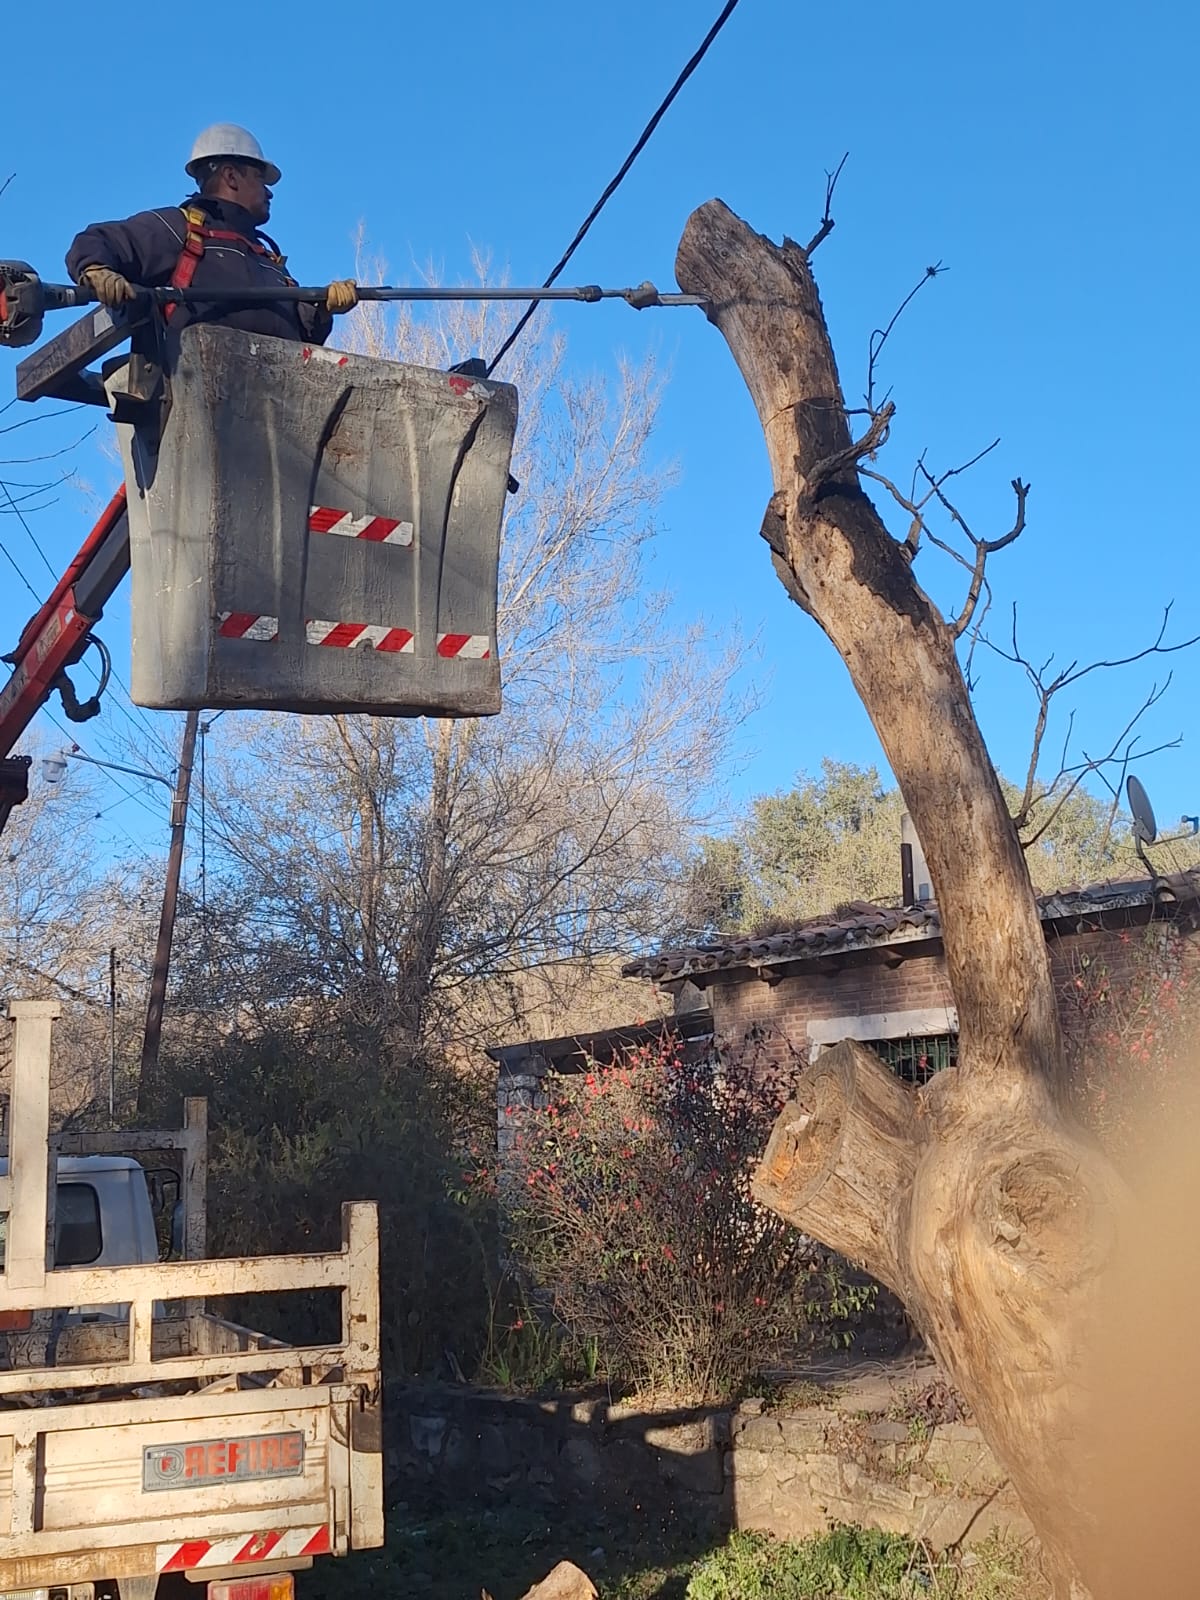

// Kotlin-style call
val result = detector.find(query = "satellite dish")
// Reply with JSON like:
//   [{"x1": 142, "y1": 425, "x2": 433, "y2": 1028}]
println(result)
[{"x1": 1127, "y1": 775, "x2": 1158, "y2": 845}]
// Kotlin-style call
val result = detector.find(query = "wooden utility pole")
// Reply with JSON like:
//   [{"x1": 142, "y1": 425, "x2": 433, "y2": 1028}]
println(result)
[
  {"x1": 139, "y1": 710, "x2": 200, "y2": 1101},
  {"x1": 108, "y1": 945, "x2": 117, "y2": 1124}
]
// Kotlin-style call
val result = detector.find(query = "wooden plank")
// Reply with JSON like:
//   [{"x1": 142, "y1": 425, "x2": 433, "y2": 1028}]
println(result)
[
  {"x1": 128, "y1": 1298, "x2": 153, "y2": 1366},
  {"x1": 54, "y1": 1131, "x2": 194, "y2": 1156},
  {"x1": 0, "y1": 1340, "x2": 350, "y2": 1396},
  {"x1": 6, "y1": 1003, "x2": 57, "y2": 1293},
  {"x1": 183, "y1": 1098, "x2": 208, "y2": 1261},
  {"x1": 340, "y1": 1204, "x2": 380, "y2": 1381},
  {"x1": 0, "y1": 1542, "x2": 159, "y2": 1589},
  {"x1": 46, "y1": 1317, "x2": 192, "y2": 1367},
  {"x1": 0, "y1": 1380, "x2": 359, "y2": 1434},
  {"x1": 8, "y1": 1421, "x2": 38, "y2": 1539},
  {"x1": 0, "y1": 1243, "x2": 351, "y2": 1311},
  {"x1": 14, "y1": 304, "x2": 149, "y2": 404},
  {"x1": 183, "y1": 1098, "x2": 207, "y2": 1320}
]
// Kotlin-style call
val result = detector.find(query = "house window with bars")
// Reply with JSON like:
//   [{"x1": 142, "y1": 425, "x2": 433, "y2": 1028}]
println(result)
[{"x1": 866, "y1": 1032, "x2": 959, "y2": 1085}]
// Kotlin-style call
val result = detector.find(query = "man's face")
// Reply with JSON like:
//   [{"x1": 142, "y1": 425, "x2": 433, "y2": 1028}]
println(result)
[{"x1": 229, "y1": 162, "x2": 272, "y2": 225}]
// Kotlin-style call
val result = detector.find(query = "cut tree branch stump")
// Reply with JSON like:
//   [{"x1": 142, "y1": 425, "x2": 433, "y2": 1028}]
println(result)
[{"x1": 753, "y1": 1040, "x2": 917, "y2": 1292}]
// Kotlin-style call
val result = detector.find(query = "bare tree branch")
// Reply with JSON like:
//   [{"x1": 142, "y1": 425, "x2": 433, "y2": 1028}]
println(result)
[
  {"x1": 1023, "y1": 728, "x2": 1181, "y2": 851},
  {"x1": 806, "y1": 401, "x2": 894, "y2": 495},
  {"x1": 804, "y1": 151, "x2": 849, "y2": 255},
  {"x1": 859, "y1": 447, "x2": 1022, "y2": 630},
  {"x1": 940, "y1": 476, "x2": 1029, "y2": 638},
  {"x1": 983, "y1": 601, "x2": 1198, "y2": 835},
  {"x1": 857, "y1": 465, "x2": 928, "y2": 561},
  {"x1": 867, "y1": 262, "x2": 946, "y2": 413}
]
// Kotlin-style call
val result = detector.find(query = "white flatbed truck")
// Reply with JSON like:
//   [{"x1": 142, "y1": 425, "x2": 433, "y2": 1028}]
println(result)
[{"x1": 0, "y1": 1001, "x2": 383, "y2": 1600}]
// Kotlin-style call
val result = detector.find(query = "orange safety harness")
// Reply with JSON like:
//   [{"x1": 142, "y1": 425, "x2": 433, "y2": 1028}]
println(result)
[{"x1": 166, "y1": 203, "x2": 295, "y2": 320}]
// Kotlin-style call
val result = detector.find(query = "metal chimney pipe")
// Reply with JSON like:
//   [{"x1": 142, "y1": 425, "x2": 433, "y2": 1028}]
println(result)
[{"x1": 901, "y1": 812, "x2": 933, "y2": 904}]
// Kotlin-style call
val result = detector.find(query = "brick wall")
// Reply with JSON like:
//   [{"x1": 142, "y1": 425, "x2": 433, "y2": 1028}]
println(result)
[
  {"x1": 709, "y1": 947, "x2": 956, "y2": 1058},
  {"x1": 706, "y1": 922, "x2": 1196, "y2": 1061}
]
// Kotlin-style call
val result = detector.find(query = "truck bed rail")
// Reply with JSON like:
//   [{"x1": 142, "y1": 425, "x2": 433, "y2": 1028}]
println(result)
[{"x1": 0, "y1": 1203, "x2": 379, "y2": 1396}]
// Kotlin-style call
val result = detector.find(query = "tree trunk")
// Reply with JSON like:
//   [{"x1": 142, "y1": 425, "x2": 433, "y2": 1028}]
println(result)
[{"x1": 676, "y1": 201, "x2": 1121, "y2": 1595}]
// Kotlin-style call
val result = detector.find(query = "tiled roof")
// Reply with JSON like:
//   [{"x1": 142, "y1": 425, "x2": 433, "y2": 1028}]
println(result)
[
  {"x1": 623, "y1": 870, "x2": 1200, "y2": 985},
  {"x1": 485, "y1": 1006, "x2": 714, "y2": 1072}
]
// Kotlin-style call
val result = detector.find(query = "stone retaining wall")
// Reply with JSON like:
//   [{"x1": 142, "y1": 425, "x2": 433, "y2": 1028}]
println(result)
[
  {"x1": 729, "y1": 1404, "x2": 1030, "y2": 1547},
  {"x1": 386, "y1": 1369, "x2": 1033, "y2": 1549}
]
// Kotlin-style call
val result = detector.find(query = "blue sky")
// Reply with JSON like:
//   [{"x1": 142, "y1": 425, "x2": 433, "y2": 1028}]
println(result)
[{"x1": 1, "y1": 0, "x2": 1196, "y2": 865}]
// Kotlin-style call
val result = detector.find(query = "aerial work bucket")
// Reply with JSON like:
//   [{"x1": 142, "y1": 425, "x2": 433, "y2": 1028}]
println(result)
[{"x1": 106, "y1": 323, "x2": 518, "y2": 717}]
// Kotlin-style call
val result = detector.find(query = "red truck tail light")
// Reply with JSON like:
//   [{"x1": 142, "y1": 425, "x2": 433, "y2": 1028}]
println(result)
[
  {"x1": 0, "y1": 1311, "x2": 32, "y2": 1332},
  {"x1": 208, "y1": 1578, "x2": 293, "y2": 1600}
]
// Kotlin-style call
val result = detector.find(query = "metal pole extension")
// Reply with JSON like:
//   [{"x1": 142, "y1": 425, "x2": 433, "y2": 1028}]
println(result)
[
  {"x1": 156, "y1": 283, "x2": 708, "y2": 307},
  {"x1": 139, "y1": 710, "x2": 200, "y2": 1103},
  {"x1": 46, "y1": 281, "x2": 707, "y2": 311}
]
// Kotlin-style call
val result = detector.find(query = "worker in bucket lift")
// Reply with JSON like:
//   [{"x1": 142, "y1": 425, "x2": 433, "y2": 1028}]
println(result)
[{"x1": 65, "y1": 124, "x2": 357, "y2": 346}]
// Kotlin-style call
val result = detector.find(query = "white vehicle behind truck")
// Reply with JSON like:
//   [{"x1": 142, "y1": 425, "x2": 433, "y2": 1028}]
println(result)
[{"x1": 0, "y1": 1001, "x2": 383, "y2": 1600}]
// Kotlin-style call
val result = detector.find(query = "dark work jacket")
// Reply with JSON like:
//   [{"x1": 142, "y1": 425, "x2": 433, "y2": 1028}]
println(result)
[{"x1": 66, "y1": 196, "x2": 333, "y2": 346}]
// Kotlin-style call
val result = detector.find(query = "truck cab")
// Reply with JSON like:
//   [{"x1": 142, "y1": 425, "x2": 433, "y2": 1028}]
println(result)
[
  {"x1": 0, "y1": 1155, "x2": 161, "y2": 1272},
  {"x1": 0, "y1": 1155, "x2": 165, "y2": 1330}
]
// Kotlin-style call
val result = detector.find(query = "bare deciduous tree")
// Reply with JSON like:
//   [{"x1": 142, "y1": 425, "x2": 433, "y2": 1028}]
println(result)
[
  {"x1": 189, "y1": 293, "x2": 747, "y2": 1054},
  {"x1": 0, "y1": 751, "x2": 153, "y2": 1116},
  {"x1": 675, "y1": 198, "x2": 1148, "y2": 1597}
]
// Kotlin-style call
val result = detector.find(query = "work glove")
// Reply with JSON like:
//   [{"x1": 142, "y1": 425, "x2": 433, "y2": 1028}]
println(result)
[
  {"x1": 326, "y1": 279, "x2": 358, "y2": 314},
  {"x1": 79, "y1": 265, "x2": 136, "y2": 308}
]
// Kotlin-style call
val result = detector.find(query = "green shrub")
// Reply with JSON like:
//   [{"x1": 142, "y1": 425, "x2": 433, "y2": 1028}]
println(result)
[
  {"x1": 504, "y1": 1033, "x2": 863, "y2": 1400},
  {"x1": 146, "y1": 1015, "x2": 499, "y2": 1378},
  {"x1": 685, "y1": 1526, "x2": 928, "y2": 1600},
  {"x1": 1062, "y1": 923, "x2": 1200, "y2": 1161}
]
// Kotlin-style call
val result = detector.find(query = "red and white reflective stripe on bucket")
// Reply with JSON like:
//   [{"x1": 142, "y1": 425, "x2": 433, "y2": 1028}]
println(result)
[
  {"x1": 218, "y1": 613, "x2": 279, "y2": 641},
  {"x1": 158, "y1": 1526, "x2": 331, "y2": 1571},
  {"x1": 306, "y1": 620, "x2": 414, "y2": 652},
  {"x1": 308, "y1": 506, "x2": 413, "y2": 547},
  {"x1": 436, "y1": 633, "x2": 490, "y2": 659},
  {"x1": 218, "y1": 617, "x2": 489, "y2": 659}
]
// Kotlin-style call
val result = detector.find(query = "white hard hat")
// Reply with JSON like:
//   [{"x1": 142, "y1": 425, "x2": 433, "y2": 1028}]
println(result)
[{"x1": 185, "y1": 124, "x2": 281, "y2": 186}]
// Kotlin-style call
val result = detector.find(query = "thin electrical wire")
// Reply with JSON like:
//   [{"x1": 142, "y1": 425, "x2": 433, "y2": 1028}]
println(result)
[
  {"x1": 0, "y1": 477, "x2": 179, "y2": 761},
  {"x1": 0, "y1": 402, "x2": 88, "y2": 434},
  {"x1": 0, "y1": 405, "x2": 173, "y2": 761},
  {"x1": 0, "y1": 530, "x2": 42, "y2": 601},
  {"x1": 91, "y1": 792, "x2": 143, "y2": 821},
  {"x1": 43, "y1": 709, "x2": 165, "y2": 822},
  {"x1": 486, "y1": 0, "x2": 745, "y2": 376},
  {"x1": 0, "y1": 472, "x2": 59, "y2": 584},
  {"x1": 98, "y1": 674, "x2": 179, "y2": 766}
]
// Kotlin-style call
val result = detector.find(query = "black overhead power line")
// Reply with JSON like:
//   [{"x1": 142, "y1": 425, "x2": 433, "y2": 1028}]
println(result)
[
  {"x1": 43, "y1": 709, "x2": 165, "y2": 825},
  {"x1": 0, "y1": 534, "x2": 41, "y2": 602},
  {"x1": 0, "y1": 475, "x2": 177, "y2": 763},
  {"x1": 0, "y1": 470, "x2": 69, "y2": 584},
  {"x1": 485, "y1": 0, "x2": 745, "y2": 377}
]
